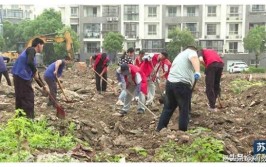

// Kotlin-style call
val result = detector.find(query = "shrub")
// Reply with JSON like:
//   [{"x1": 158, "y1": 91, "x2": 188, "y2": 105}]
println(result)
[{"x1": 243, "y1": 66, "x2": 265, "y2": 73}]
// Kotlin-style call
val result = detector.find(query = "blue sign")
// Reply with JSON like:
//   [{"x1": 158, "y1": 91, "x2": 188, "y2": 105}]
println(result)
[{"x1": 254, "y1": 140, "x2": 266, "y2": 154}]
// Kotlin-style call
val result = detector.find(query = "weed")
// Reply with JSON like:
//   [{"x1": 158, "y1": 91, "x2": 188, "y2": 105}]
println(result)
[
  {"x1": 154, "y1": 136, "x2": 224, "y2": 162},
  {"x1": 0, "y1": 109, "x2": 76, "y2": 162}
]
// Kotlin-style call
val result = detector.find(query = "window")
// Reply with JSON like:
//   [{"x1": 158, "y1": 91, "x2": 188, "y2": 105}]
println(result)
[
  {"x1": 85, "y1": 42, "x2": 100, "y2": 53},
  {"x1": 250, "y1": 59, "x2": 260, "y2": 65},
  {"x1": 127, "y1": 42, "x2": 135, "y2": 49},
  {"x1": 185, "y1": 23, "x2": 197, "y2": 32},
  {"x1": 249, "y1": 23, "x2": 265, "y2": 30},
  {"x1": 102, "y1": 23, "x2": 118, "y2": 32},
  {"x1": 200, "y1": 40, "x2": 223, "y2": 53},
  {"x1": 168, "y1": 25, "x2": 177, "y2": 32},
  {"x1": 229, "y1": 42, "x2": 238, "y2": 53},
  {"x1": 71, "y1": 7, "x2": 78, "y2": 17},
  {"x1": 71, "y1": 25, "x2": 78, "y2": 33},
  {"x1": 229, "y1": 24, "x2": 239, "y2": 35},
  {"x1": 84, "y1": 6, "x2": 98, "y2": 17},
  {"x1": 124, "y1": 5, "x2": 139, "y2": 21},
  {"x1": 187, "y1": 7, "x2": 196, "y2": 16},
  {"x1": 125, "y1": 23, "x2": 138, "y2": 38},
  {"x1": 207, "y1": 6, "x2": 216, "y2": 17},
  {"x1": 142, "y1": 40, "x2": 164, "y2": 53},
  {"x1": 207, "y1": 24, "x2": 216, "y2": 35},
  {"x1": 102, "y1": 5, "x2": 119, "y2": 17},
  {"x1": 252, "y1": 5, "x2": 265, "y2": 12},
  {"x1": 84, "y1": 23, "x2": 100, "y2": 38},
  {"x1": 148, "y1": 7, "x2": 157, "y2": 17},
  {"x1": 148, "y1": 25, "x2": 157, "y2": 35},
  {"x1": 230, "y1": 6, "x2": 239, "y2": 17},
  {"x1": 168, "y1": 7, "x2": 177, "y2": 17}
]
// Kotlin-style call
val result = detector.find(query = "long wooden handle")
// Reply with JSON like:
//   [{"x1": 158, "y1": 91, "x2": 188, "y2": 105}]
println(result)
[
  {"x1": 91, "y1": 68, "x2": 116, "y2": 92},
  {"x1": 55, "y1": 76, "x2": 69, "y2": 101},
  {"x1": 125, "y1": 89, "x2": 157, "y2": 118}
]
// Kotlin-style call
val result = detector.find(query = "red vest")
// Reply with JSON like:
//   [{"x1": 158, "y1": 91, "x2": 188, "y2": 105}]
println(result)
[
  {"x1": 161, "y1": 58, "x2": 171, "y2": 79},
  {"x1": 93, "y1": 53, "x2": 109, "y2": 70},
  {"x1": 135, "y1": 56, "x2": 143, "y2": 67},
  {"x1": 140, "y1": 53, "x2": 160, "y2": 78},
  {"x1": 125, "y1": 64, "x2": 147, "y2": 95},
  {"x1": 202, "y1": 49, "x2": 224, "y2": 68}
]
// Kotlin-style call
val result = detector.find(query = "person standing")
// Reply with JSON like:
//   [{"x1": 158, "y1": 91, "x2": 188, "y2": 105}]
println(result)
[
  {"x1": 198, "y1": 48, "x2": 224, "y2": 112},
  {"x1": 0, "y1": 56, "x2": 12, "y2": 86},
  {"x1": 118, "y1": 63, "x2": 147, "y2": 115},
  {"x1": 90, "y1": 52, "x2": 109, "y2": 94},
  {"x1": 156, "y1": 45, "x2": 201, "y2": 132},
  {"x1": 44, "y1": 56, "x2": 72, "y2": 106},
  {"x1": 11, "y1": 38, "x2": 47, "y2": 119}
]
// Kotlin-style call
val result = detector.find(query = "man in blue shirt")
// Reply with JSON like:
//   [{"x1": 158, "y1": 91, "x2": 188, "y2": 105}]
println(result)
[
  {"x1": 44, "y1": 56, "x2": 72, "y2": 106},
  {"x1": 0, "y1": 56, "x2": 11, "y2": 86},
  {"x1": 12, "y1": 38, "x2": 47, "y2": 119}
]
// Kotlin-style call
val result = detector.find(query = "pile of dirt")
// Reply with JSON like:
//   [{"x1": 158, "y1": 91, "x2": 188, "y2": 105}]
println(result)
[{"x1": 0, "y1": 67, "x2": 265, "y2": 162}]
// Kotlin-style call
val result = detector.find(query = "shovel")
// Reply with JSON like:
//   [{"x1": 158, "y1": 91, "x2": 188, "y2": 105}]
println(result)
[
  {"x1": 55, "y1": 76, "x2": 74, "y2": 103},
  {"x1": 91, "y1": 68, "x2": 116, "y2": 94},
  {"x1": 37, "y1": 73, "x2": 66, "y2": 119},
  {"x1": 154, "y1": 78, "x2": 165, "y2": 104}
]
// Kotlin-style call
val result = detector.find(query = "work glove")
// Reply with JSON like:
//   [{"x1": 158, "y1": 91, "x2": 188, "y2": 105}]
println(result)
[
  {"x1": 134, "y1": 96, "x2": 139, "y2": 101},
  {"x1": 194, "y1": 72, "x2": 201, "y2": 80}
]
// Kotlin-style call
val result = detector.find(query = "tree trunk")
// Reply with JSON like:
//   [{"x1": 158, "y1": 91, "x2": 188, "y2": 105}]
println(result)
[{"x1": 255, "y1": 53, "x2": 259, "y2": 68}]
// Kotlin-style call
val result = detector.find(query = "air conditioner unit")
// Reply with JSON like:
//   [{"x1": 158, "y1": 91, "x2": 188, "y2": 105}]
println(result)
[
  {"x1": 216, "y1": 35, "x2": 220, "y2": 38},
  {"x1": 236, "y1": 17, "x2": 239, "y2": 20},
  {"x1": 226, "y1": 36, "x2": 229, "y2": 39},
  {"x1": 113, "y1": 17, "x2": 119, "y2": 21},
  {"x1": 106, "y1": 17, "x2": 112, "y2": 21}
]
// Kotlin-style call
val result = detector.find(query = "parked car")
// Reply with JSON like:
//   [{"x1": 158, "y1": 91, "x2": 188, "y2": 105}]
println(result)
[{"x1": 228, "y1": 62, "x2": 249, "y2": 73}]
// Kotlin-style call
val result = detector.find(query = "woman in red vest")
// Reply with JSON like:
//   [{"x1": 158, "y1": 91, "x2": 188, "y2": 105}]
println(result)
[
  {"x1": 198, "y1": 49, "x2": 224, "y2": 112},
  {"x1": 140, "y1": 52, "x2": 171, "y2": 105},
  {"x1": 134, "y1": 50, "x2": 145, "y2": 67},
  {"x1": 117, "y1": 63, "x2": 147, "y2": 115},
  {"x1": 90, "y1": 53, "x2": 109, "y2": 94}
]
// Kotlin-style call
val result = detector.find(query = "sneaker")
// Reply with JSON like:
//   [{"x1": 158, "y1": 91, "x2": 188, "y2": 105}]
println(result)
[
  {"x1": 137, "y1": 109, "x2": 144, "y2": 114},
  {"x1": 208, "y1": 107, "x2": 218, "y2": 112},
  {"x1": 116, "y1": 100, "x2": 124, "y2": 106},
  {"x1": 119, "y1": 110, "x2": 127, "y2": 115}
]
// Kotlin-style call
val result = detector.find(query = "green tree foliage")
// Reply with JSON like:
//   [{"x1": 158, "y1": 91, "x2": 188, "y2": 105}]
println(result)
[
  {"x1": 2, "y1": 21, "x2": 17, "y2": 51},
  {"x1": 166, "y1": 28, "x2": 195, "y2": 60},
  {"x1": 2, "y1": 9, "x2": 80, "y2": 64},
  {"x1": 243, "y1": 26, "x2": 266, "y2": 68},
  {"x1": 0, "y1": 36, "x2": 5, "y2": 51},
  {"x1": 102, "y1": 32, "x2": 124, "y2": 62}
]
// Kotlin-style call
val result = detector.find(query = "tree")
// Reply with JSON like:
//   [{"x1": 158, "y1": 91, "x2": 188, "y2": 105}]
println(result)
[
  {"x1": 166, "y1": 28, "x2": 195, "y2": 60},
  {"x1": 102, "y1": 32, "x2": 124, "y2": 63},
  {"x1": 2, "y1": 21, "x2": 17, "y2": 51},
  {"x1": 243, "y1": 26, "x2": 266, "y2": 68}
]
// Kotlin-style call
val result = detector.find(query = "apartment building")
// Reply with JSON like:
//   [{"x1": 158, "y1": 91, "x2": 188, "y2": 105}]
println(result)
[
  {"x1": 0, "y1": 5, "x2": 36, "y2": 36},
  {"x1": 59, "y1": 4, "x2": 266, "y2": 64}
]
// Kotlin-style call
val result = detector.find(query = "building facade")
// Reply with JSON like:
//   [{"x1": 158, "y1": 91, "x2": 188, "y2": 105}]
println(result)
[{"x1": 59, "y1": 4, "x2": 266, "y2": 66}]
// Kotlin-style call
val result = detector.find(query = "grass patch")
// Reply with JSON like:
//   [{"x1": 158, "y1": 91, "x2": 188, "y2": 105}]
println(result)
[
  {"x1": 230, "y1": 79, "x2": 266, "y2": 93},
  {"x1": 0, "y1": 109, "x2": 76, "y2": 162}
]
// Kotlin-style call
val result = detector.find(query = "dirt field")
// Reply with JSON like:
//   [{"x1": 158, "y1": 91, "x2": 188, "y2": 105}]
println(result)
[{"x1": 0, "y1": 65, "x2": 266, "y2": 162}]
